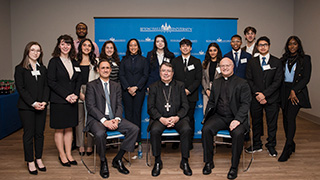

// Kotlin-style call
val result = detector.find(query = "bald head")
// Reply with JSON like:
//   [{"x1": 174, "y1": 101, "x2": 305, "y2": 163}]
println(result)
[{"x1": 220, "y1": 57, "x2": 234, "y2": 78}]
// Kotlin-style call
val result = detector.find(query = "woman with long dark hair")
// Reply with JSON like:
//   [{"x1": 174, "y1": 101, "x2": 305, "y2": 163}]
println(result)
[
  {"x1": 278, "y1": 36, "x2": 311, "y2": 162},
  {"x1": 202, "y1": 43, "x2": 222, "y2": 113},
  {"x1": 15, "y1": 42, "x2": 49, "y2": 175},
  {"x1": 75, "y1": 38, "x2": 99, "y2": 156},
  {"x1": 146, "y1": 35, "x2": 175, "y2": 87},
  {"x1": 47, "y1": 34, "x2": 82, "y2": 167},
  {"x1": 119, "y1": 38, "x2": 149, "y2": 145},
  {"x1": 100, "y1": 40, "x2": 121, "y2": 82}
]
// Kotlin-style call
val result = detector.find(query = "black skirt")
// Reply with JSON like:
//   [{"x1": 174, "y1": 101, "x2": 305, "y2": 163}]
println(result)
[{"x1": 50, "y1": 103, "x2": 78, "y2": 129}]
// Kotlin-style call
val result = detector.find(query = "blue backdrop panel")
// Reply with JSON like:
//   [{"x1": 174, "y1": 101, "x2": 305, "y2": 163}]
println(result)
[{"x1": 95, "y1": 18, "x2": 237, "y2": 139}]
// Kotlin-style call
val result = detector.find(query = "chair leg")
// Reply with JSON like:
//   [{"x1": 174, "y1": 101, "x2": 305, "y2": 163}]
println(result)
[
  {"x1": 81, "y1": 132, "x2": 96, "y2": 174},
  {"x1": 243, "y1": 129, "x2": 254, "y2": 172}
]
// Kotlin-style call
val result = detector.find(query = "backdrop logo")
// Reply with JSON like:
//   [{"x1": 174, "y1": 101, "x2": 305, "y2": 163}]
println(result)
[
  {"x1": 206, "y1": 38, "x2": 231, "y2": 43},
  {"x1": 99, "y1": 37, "x2": 126, "y2": 43},
  {"x1": 140, "y1": 23, "x2": 192, "y2": 33}
]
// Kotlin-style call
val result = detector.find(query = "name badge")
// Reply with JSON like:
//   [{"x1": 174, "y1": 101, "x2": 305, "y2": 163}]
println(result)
[
  {"x1": 112, "y1": 62, "x2": 118, "y2": 66},
  {"x1": 240, "y1": 58, "x2": 247, "y2": 64},
  {"x1": 216, "y1": 67, "x2": 221, "y2": 74},
  {"x1": 74, "y1": 67, "x2": 81, "y2": 72},
  {"x1": 31, "y1": 70, "x2": 41, "y2": 76},
  {"x1": 187, "y1": 64, "x2": 195, "y2": 71},
  {"x1": 262, "y1": 65, "x2": 271, "y2": 71}
]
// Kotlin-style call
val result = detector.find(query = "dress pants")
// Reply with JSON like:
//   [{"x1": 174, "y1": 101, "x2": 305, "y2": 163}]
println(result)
[
  {"x1": 122, "y1": 89, "x2": 145, "y2": 142},
  {"x1": 150, "y1": 118, "x2": 192, "y2": 158},
  {"x1": 187, "y1": 101, "x2": 196, "y2": 142},
  {"x1": 202, "y1": 114, "x2": 245, "y2": 168},
  {"x1": 251, "y1": 99, "x2": 279, "y2": 148},
  {"x1": 88, "y1": 119, "x2": 139, "y2": 161},
  {"x1": 19, "y1": 109, "x2": 47, "y2": 162},
  {"x1": 76, "y1": 102, "x2": 93, "y2": 148}
]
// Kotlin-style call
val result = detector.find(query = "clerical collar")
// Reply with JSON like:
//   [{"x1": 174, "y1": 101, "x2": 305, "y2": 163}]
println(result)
[
  {"x1": 223, "y1": 74, "x2": 234, "y2": 81},
  {"x1": 161, "y1": 80, "x2": 172, "y2": 86}
]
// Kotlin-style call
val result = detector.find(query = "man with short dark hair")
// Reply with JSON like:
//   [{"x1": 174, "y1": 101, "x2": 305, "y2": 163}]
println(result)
[
  {"x1": 86, "y1": 60, "x2": 139, "y2": 178},
  {"x1": 202, "y1": 57, "x2": 251, "y2": 179},
  {"x1": 171, "y1": 39, "x2": 202, "y2": 149},
  {"x1": 74, "y1": 22, "x2": 100, "y2": 57},
  {"x1": 224, "y1": 35, "x2": 252, "y2": 79},
  {"x1": 241, "y1": 26, "x2": 259, "y2": 56},
  {"x1": 148, "y1": 62, "x2": 192, "y2": 176},
  {"x1": 246, "y1": 36, "x2": 282, "y2": 157}
]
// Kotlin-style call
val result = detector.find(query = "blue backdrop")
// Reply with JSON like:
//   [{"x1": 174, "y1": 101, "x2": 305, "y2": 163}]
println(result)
[{"x1": 95, "y1": 18, "x2": 237, "y2": 139}]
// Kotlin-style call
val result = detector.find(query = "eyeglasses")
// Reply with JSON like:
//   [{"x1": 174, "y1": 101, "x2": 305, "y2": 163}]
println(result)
[
  {"x1": 257, "y1": 44, "x2": 269, "y2": 47},
  {"x1": 220, "y1": 64, "x2": 232, "y2": 68}
]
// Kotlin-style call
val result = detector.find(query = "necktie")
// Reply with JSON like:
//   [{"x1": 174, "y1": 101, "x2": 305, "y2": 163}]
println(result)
[
  {"x1": 234, "y1": 52, "x2": 239, "y2": 67},
  {"x1": 183, "y1": 59, "x2": 187, "y2": 72},
  {"x1": 104, "y1": 82, "x2": 114, "y2": 119},
  {"x1": 261, "y1": 57, "x2": 267, "y2": 70}
]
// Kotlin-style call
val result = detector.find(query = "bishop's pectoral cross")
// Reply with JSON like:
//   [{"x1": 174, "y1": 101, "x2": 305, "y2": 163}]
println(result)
[{"x1": 164, "y1": 102, "x2": 171, "y2": 112}]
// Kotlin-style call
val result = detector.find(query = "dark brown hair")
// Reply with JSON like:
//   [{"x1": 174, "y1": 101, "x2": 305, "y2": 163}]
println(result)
[
  {"x1": 18, "y1": 41, "x2": 43, "y2": 70},
  {"x1": 52, "y1": 34, "x2": 76, "y2": 59}
]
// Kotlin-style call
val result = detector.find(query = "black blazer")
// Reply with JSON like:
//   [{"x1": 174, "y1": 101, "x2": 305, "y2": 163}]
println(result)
[
  {"x1": 246, "y1": 55, "x2": 283, "y2": 104},
  {"x1": 280, "y1": 55, "x2": 312, "y2": 108},
  {"x1": 14, "y1": 64, "x2": 50, "y2": 110},
  {"x1": 47, "y1": 57, "x2": 82, "y2": 104},
  {"x1": 171, "y1": 55, "x2": 202, "y2": 102},
  {"x1": 224, "y1": 50, "x2": 252, "y2": 79},
  {"x1": 203, "y1": 75, "x2": 252, "y2": 131},
  {"x1": 147, "y1": 80, "x2": 189, "y2": 130},
  {"x1": 86, "y1": 79, "x2": 123, "y2": 125},
  {"x1": 119, "y1": 55, "x2": 149, "y2": 91}
]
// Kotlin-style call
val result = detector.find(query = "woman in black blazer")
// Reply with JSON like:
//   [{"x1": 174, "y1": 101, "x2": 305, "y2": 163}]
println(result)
[
  {"x1": 14, "y1": 42, "x2": 49, "y2": 175},
  {"x1": 119, "y1": 38, "x2": 149, "y2": 144},
  {"x1": 278, "y1": 36, "x2": 312, "y2": 162},
  {"x1": 146, "y1": 35, "x2": 175, "y2": 88},
  {"x1": 47, "y1": 35, "x2": 82, "y2": 166}
]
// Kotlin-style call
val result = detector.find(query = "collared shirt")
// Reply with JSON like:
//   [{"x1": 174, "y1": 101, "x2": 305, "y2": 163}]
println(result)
[
  {"x1": 232, "y1": 49, "x2": 242, "y2": 61},
  {"x1": 259, "y1": 53, "x2": 270, "y2": 65},
  {"x1": 156, "y1": 51, "x2": 164, "y2": 65},
  {"x1": 182, "y1": 55, "x2": 191, "y2": 65},
  {"x1": 245, "y1": 42, "x2": 255, "y2": 55},
  {"x1": 60, "y1": 56, "x2": 74, "y2": 79},
  {"x1": 74, "y1": 39, "x2": 100, "y2": 57}
]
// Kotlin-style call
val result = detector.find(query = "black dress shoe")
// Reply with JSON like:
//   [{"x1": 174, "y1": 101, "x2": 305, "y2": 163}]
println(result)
[
  {"x1": 152, "y1": 162, "x2": 163, "y2": 176},
  {"x1": 100, "y1": 161, "x2": 109, "y2": 178},
  {"x1": 68, "y1": 159, "x2": 78, "y2": 165},
  {"x1": 27, "y1": 163, "x2": 38, "y2": 175},
  {"x1": 86, "y1": 151, "x2": 93, "y2": 156},
  {"x1": 227, "y1": 167, "x2": 238, "y2": 179},
  {"x1": 202, "y1": 162, "x2": 214, "y2": 175},
  {"x1": 278, "y1": 144, "x2": 291, "y2": 162},
  {"x1": 180, "y1": 162, "x2": 192, "y2": 176},
  {"x1": 112, "y1": 159, "x2": 129, "y2": 174},
  {"x1": 267, "y1": 146, "x2": 278, "y2": 157},
  {"x1": 35, "y1": 160, "x2": 46, "y2": 172},
  {"x1": 172, "y1": 142, "x2": 179, "y2": 149},
  {"x1": 58, "y1": 157, "x2": 71, "y2": 167}
]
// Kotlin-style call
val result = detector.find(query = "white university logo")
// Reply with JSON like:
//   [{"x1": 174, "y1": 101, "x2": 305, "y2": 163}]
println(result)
[{"x1": 140, "y1": 23, "x2": 192, "y2": 33}]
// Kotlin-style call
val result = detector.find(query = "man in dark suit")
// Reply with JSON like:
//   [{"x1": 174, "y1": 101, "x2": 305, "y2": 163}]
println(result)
[
  {"x1": 148, "y1": 62, "x2": 192, "y2": 176},
  {"x1": 224, "y1": 34, "x2": 252, "y2": 79},
  {"x1": 202, "y1": 57, "x2": 251, "y2": 179},
  {"x1": 85, "y1": 60, "x2": 139, "y2": 178},
  {"x1": 245, "y1": 36, "x2": 283, "y2": 157},
  {"x1": 171, "y1": 39, "x2": 202, "y2": 148},
  {"x1": 241, "y1": 26, "x2": 259, "y2": 57}
]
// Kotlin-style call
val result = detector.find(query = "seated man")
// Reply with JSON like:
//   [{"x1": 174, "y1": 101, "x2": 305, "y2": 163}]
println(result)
[
  {"x1": 202, "y1": 57, "x2": 251, "y2": 179},
  {"x1": 148, "y1": 62, "x2": 192, "y2": 176},
  {"x1": 85, "y1": 60, "x2": 139, "y2": 178}
]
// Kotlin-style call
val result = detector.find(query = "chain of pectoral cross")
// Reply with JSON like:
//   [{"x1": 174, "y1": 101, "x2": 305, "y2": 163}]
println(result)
[{"x1": 162, "y1": 86, "x2": 172, "y2": 112}]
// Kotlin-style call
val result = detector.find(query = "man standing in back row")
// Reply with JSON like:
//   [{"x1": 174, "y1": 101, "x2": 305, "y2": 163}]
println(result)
[{"x1": 171, "y1": 39, "x2": 202, "y2": 149}]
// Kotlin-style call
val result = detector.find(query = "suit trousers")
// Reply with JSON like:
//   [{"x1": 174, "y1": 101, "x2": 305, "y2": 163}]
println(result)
[
  {"x1": 150, "y1": 118, "x2": 192, "y2": 158},
  {"x1": 88, "y1": 119, "x2": 139, "y2": 161},
  {"x1": 19, "y1": 109, "x2": 47, "y2": 162},
  {"x1": 122, "y1": 89, "x2": 145, "y2": 142},
  {"x1": 76, "y1": 102, "x2": 93, "y2": 148},
  {"x1": 187, "y1": 101, "x2": 196, "y2": 142},
  {"x1": 202, "y1": 114, "x2": 245, "y2": 168},
  {"x1": 251, "y1": 99, "x2": 279, "y2": 148}
]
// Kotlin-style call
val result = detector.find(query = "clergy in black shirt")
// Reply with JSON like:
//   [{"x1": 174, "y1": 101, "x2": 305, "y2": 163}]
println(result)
[
  {"x1": 202, "y1": 57, "x2": 251, "y2": 179},
  {"x1": 148, "y1": 62, "x2": 192, "y2": 177}
]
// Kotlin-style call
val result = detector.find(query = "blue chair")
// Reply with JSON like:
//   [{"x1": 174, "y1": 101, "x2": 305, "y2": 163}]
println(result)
[
  {"x1": 214, "y1": 129, "x2": 253, "y2": 172},
  {"x1": 146, "y1": 129, "x2": 180, "y2": 166}
]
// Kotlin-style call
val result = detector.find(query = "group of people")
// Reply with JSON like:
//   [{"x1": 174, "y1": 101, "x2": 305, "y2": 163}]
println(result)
[{"x1": 14, "y1": 22, "x2": 311, "y2": 180}]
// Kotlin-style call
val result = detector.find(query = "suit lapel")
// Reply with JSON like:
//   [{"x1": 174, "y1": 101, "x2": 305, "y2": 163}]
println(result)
[{"x1": 58, "y1": 57, "x2": 72, "y2": 80}]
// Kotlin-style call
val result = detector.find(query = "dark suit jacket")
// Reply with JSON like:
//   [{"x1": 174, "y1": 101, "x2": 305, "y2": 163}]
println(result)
[
  {"x1": 85, "y1": 79, "x2": 123, "y2": 125},
  {"x1": 202, "y1": 75, "x2": 252, "y2": 130},
  {"x1": 246, "y1": 55, "x2": 283, "y2": 104},
  {"x1": 280, "y1": 55, "x2": 312, "y2": 108},
  {"x1": 147, "y1": 80, "x2": 189, "y2": 129},
  {"x1": 171, "y1": 55, "x2": 202, "y2": 102},
  {"x1": 47, "y1": 57, "x2": 82, "y2": 104},
  {"x1": 119, "y1": 55, "x2": 149, "y2": 91},
  {"x1": 14, "y1": 64, "x2": 50, "y2": 110},
  {"x1": 224, "y1": 50, "x2": 252, "y2": 79}
]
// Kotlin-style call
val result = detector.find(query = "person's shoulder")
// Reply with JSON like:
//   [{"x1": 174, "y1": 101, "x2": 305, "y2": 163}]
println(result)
[
  {"x1": 224, "y1": 51, "x2": 232, "y2": 57},
  {"x1": 242, "y1": 51, "x2": 252, "y2": 57}
]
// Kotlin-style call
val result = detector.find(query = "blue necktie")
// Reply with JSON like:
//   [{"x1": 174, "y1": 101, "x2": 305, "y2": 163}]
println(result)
[
  {"x1": 261, "y1": 57, "x2": 267, "y2": 70},
  {"x1": 104, "y1": 82, "x2": 114, "y2": 119},
  {"x1": 234, "y1": 52, "x2": 239, "y2": 67}
]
